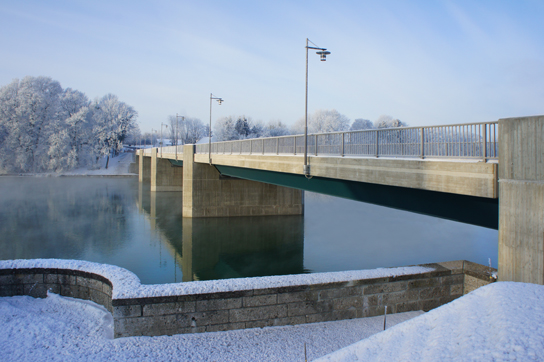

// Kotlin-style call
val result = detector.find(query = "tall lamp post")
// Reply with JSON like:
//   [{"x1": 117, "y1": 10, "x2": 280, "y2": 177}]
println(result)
[
  {"x1": 160, "y1": 122, "x2": 168, "y2": 158},
  {"x1": 304, "y1": 38, "x2": 330, "y2": 176},
  {"x1": 176, "y1": 114, "x2": 184, "y2": 160},
  {"x1": 209, "y1": 93, "x2": 223, "y2": 164}
]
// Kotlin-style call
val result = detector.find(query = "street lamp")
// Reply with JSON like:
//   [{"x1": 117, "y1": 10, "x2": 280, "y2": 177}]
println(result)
[
  {"x1": 304, "y1": 38, "x2": 330, "y2": 176},
  {"x1": 160, "y1": 123, "x2": 168, "y2": 158},
  {"x1": 209, "y1": 93, "x2": 223, "y2": 164},
  {"x1": 176, "y1": 114, "x2": 184, "y2": 160}
]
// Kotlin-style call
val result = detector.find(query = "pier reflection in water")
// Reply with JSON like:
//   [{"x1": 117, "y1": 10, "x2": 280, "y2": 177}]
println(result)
[
  {"x1": 138, "y1": 185, "x2": 306, "y2": 282},
  {"x1": 0, "y1": 177, "x2": 497, "y2": 285}
]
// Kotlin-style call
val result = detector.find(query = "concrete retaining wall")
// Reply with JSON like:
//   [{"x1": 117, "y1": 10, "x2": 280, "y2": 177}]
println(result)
[{"x1": 0, "y1": 260, "x2": 495, "y2": 338}]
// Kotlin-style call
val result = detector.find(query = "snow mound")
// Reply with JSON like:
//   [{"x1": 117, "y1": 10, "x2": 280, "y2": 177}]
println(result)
[{"x1": 316, "y1": 282, "x2": 544, "y2": 361}]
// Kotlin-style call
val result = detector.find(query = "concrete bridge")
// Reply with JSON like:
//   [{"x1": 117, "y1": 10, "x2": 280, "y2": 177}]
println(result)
[{"x1": 135, "y1": 116, "x2": 544, "y2": 285}]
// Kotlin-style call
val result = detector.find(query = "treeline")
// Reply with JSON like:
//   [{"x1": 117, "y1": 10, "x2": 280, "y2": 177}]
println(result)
[
  {"x1": 0, "y1": 76, "x2": 138, "y2": 173},
  {"x1": 163, "y1": 109, "x2": 407, "y2": 144}
]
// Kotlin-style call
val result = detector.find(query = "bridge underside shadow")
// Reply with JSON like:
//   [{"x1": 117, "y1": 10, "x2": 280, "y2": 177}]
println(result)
[{"x1": 214, "y1": 165, "x2": 498, "y2": 230}]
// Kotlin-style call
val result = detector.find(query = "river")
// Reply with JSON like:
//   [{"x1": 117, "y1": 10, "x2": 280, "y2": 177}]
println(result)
[{"x1": 0, "y1": 176, "x2": 497, "y2": 284}]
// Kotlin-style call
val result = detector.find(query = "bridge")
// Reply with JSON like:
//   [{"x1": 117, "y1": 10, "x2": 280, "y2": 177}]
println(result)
[{"x1": 135, "y1": 115, "x2": 544, "y2": 285}]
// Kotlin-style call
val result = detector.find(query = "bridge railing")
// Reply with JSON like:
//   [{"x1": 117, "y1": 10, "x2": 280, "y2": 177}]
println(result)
[{"x1": 193, "y1": 121, "x2": 499, "y2": 161}]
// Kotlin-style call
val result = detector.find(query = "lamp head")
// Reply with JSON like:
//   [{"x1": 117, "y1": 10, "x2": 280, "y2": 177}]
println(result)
[
  {"x1": 316, "y1": 50, "x2": 330, "y2": 61},
  {"x1": 217, "y1": 99, "x2": 223, "y2": 105}
]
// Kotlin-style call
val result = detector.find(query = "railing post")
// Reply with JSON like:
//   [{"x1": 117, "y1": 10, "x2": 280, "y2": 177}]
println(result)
[
  {"x1": 294, "y1": 137, "x2": 296, "y2": 155},
  {"x1": 315, "y1": 134, "x2": 318, "y2": 156},
  {"x1": 262, "y1": 139, "x2": 264, "y2": 155},
  {"x1": 341, "y1": 133, "x2": 344, "y2": 157},
  {"x1": 375, "y1": 130, "x2": 379, "y2": 157},
  {"x1": 482, "y1": 123, "x2": 487, "y2": 162},
  {"x1": 420, "y1": 127, "x2": 424, "y2": 159},
  {"x1": 250, "y1": 139, "x2": 252, "y2": 154},
  {"x1": 276, "y1": 138, "x2": 279, "y2": 155}
]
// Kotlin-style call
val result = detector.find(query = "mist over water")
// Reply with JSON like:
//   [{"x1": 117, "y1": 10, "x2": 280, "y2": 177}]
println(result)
[{"x1": 0, "y1": 177, "x2": 497, "y2": 284}]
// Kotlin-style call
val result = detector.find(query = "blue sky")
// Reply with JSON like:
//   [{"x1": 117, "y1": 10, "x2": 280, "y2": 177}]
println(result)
[{"x1": 1, "y1": 0, "x2": 543, "y2": 132}]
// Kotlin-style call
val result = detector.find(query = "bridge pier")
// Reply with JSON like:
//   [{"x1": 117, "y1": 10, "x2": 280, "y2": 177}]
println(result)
[
  {"x1": 138, "y1": 150, "x2": 151, "y2": 183},
  {"x1": 499, "y1": 115, "x2": 544, "y2": 284},
  {"x1": 182, "y1": 145, "x2": 303, "y2": 217},
  {"x1": 151, "y1": 148, "x2": 183, "y2": 192}
]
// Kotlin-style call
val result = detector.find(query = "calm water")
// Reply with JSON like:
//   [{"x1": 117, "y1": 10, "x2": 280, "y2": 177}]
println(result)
[{"x1": 0, "y1": 176, "x2": 498, "y2": 284}]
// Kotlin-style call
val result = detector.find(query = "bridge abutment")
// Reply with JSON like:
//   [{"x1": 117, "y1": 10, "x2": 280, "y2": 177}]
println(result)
[
  {"x1": 151, "y1": 148, "x2": 183, "y2": 192},
  {"x1": 182, "y1": 145, "x2": 303, "y2": 217},
  {"x1": 499, "y1": 115, "x2": 544, "y2": 284}
]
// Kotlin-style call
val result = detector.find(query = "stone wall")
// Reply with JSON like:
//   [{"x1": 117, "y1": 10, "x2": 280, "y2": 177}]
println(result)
[
  {"x1": 0, "y1": 268, "x2": 113, "y2": 313},
  {"x1": 0, "y1": 260, "x2": 495, "y2": 338}
]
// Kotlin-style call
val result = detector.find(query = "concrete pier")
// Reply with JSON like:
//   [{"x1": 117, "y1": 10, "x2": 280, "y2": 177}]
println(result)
[
  {"x1": 182, "y1": 145, "x2": 303, "y2": 217},
  {"x1": 138, "y1": 150, "x2": 151, "y2": 183},
  {"x1": 498, "y1": 115, "x2": 544, "y2": 284},
  {"x1": 151, "y1": 148, "x2": 183, "y2": 192}
]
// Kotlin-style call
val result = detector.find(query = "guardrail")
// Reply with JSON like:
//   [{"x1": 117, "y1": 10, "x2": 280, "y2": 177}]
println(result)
[{"x1": 194, "y1": 121, "x2": 498, "y2": 161}]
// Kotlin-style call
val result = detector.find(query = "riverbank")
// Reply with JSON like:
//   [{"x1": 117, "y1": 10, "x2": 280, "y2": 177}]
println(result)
[
  {"x1": 0, "y1": 152, "x2": 136, "y2": 177},
  {"x1": 1, "y1": 282, "x2": 542, "y2": 361}
]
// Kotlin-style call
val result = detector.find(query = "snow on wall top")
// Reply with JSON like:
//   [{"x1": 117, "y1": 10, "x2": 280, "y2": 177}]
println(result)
[{"x1": 0, "y1": 259, "x2": 435, "y2": 299}]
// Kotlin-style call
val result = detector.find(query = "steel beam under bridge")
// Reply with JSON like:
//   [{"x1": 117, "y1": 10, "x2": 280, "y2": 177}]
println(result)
[{"x1": 214, "y1": 165, "x2": 498, "y2": 230}]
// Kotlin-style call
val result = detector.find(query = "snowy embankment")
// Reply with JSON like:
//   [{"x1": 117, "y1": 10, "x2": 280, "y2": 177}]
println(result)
[
  {"x1": 59, "y1": 152, "x2": 135, "y2": 176},
  {"x1": 0, "y1": 283, "x2": 542, "y2": 361},
  {"x1": 0, "y1": 259, "x2": 433, "y2": 299},
  {"x1": 317, "y1": 282, "x2": 544, "y2": 361},
  {"x1": 0, "y1": 292, "x2": 421, "y2": 362}
]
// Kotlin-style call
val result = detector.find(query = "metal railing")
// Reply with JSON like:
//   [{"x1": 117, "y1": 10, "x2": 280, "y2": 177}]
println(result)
[{"x1": 194, "y1": 121, "x2": 498, "y2": 161}]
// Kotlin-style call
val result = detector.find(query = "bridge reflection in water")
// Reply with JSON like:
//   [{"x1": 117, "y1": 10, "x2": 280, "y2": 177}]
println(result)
[{"x1": 138, "y1": 185, "x2": 306, "y2": 282}]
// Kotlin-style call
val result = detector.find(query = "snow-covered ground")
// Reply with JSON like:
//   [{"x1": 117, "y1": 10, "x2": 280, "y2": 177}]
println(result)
[
  {"x1": 0, "y1": 292, "x2": 420, "y2": 362},
  {"x1": 1, "y1": 282, "x2": 542, "y2": 361},
  {"x1": 60, "y1": 152, "x2": 135, "y2": 176},
  {"x1": 317, "y1": 282, "x2": 544, "y2": 362}
]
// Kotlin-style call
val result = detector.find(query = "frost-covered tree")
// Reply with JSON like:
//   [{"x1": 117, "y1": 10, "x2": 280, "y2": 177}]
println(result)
[
  {"x1": 263, "y1": 120, "x2": 290, "y2": 137},
  {"x1": 292, "y1": 109, "x2": 350, "y2": 134},
  {"x1": 350, "y1": 118, "x2": 373, "y2": 131},
  {"x1": 167, "y1": 115, "x2": 207, "y2": 145},
  {"x1": 374, "y1": 115, "x2": 408, "y2": 129},
  {"x1": 0, "y1": 76, "x2": 138, "y2": 173},
  {"x1": 214, "y1": 116, "x2": 262, "y2": 141}
]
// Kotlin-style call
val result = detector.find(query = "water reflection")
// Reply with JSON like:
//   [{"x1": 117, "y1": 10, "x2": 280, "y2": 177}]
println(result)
[{"x1": 0, "y1": 177, "x2": 498, "y2": 285}]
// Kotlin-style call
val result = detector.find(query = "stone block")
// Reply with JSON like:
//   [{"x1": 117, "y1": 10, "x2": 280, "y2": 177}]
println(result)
[
  {"x1": 332, "y1": 296, "x2": 363, "y2": 310},
  {"x1": 44, "y1": 274, "x2": 59, "y2": 284},
  {"x1": 0, "y1": 275, "x2": 15, "y2": 285},
  {"x1": 60, "y1": 284, "x2": 77, "y2": 298},
  {"x1": 188, "y1": 310, "x2": 229, "y2": 326},
  {"x1": 287, "y1": 301, "x2": 331, "y2": 317},
  {"x1": 114, "y1": 305, "x2": 142, "y2": 318},
  {"x1": 114, "y1": 315, "x2": 180, "y2": 337},
  {"x1": 229, "y1": 305, "x2": 288, "y2": 323},
  {"x1": 382, "y1": 290, "x2": 419, "y2": 305},
  {"x1": 44, "y1": 283, "x2": 60, "y2": 295},
  {"x1": 243, "y1": 294, "x2": 277, "y2": 307},
  {"x1": 102, "y1": 283, "x2": 112, "y2": 296},
  {"x1": 319, "y1": 287, "x2": 363, "y2": 300},
  {"x1": 440, "y1": 275, "x2": 464, "y2": 286},
  {"x1": 396, "y1": 301, "x2": 419, "y2": 313},
  {"x1": 418, "y1": 299, "x2": 441, "y2": 311},
  {"x1": 450, "y1": 284, "x2": 463, "y2": 295},
  {"x1": 15, "y1": 273, "x2": 43, "y2": 284},
  {"x1": 363, "y1": 281, "x2": 407, "y2": 295},
  {"x1": 58, "y1": 274, "x2": 77, "y2": 286},
  {"x1": 407, "y1": 278, "x2": 440, "y2": 289},
  {"x1": 196, "y1": 298, "x2": 242, "y2": 312},
  {"x1": 362, "y1": 306, "x2": 386, "y2": 318},
  {"x1": 419, "y1": 286, "x2": 449, "y2": 300},
  {"x1": 306, "y1": 313, "x2": 334, "y2": 324},
  {"x1": 277, "y1": 290, "x2": 316, "y2": 304},
  {"x1": 363, "y1": 294, "x2": 380, "y2": 307},
  {"x1": 77, "y1": 277, "x2": 103, "y2": 291},
  {"x1": 332, "y1": 309, "x2": 357, "y2": 321},
  {"x1": 89, "y1": 289, "x2": 109, "y2": 308},
  {"x1": 144, "y1": 301, "x2": 196, "y2": 316}
]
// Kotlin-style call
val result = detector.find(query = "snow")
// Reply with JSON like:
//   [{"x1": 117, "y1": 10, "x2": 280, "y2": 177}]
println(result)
[
  {"x1": 1, "y1": 282, "x2": 542, "y2": 361},
  {"x1": 0, "y1": 292, "x2": 422, "y2": 362},
  {"x1": 58, "y1": 153, "x2": 135, "y2": 176},
  {"x1": 316, "y1": 282, "x2": 544, "y2": 361},
  {"x1": 0, "y1": 259, "x2": 434, "y2": 299}
]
